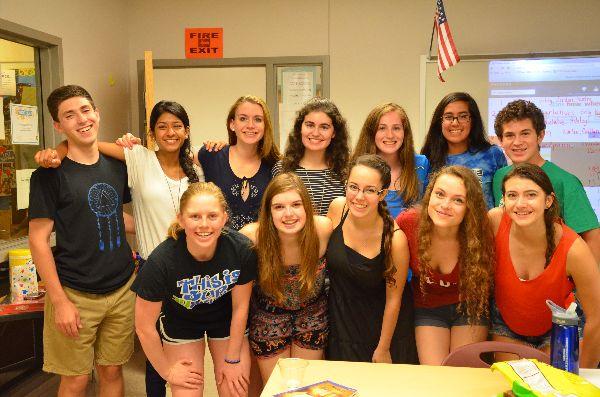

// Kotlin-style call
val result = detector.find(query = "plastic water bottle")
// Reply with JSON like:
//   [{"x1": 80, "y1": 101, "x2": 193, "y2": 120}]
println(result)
[{"x1": 546, "y1": 299, "x2": 579, "y2": 374}]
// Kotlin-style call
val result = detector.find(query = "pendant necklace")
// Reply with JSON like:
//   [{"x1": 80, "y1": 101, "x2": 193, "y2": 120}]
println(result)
[{"x1": 162, "y1": 164, "x2": 183, "y2": 215}]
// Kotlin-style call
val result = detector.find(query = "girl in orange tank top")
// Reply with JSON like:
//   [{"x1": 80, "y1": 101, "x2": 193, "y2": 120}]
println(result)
[{"x1": 488, "y1": 163, "x2": 600, "y2": 368}]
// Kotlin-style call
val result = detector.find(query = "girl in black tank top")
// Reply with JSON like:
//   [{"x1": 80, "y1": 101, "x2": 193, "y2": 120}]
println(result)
[{"x1": 325, "y1": 155, "x2": 417, "y2": 363}]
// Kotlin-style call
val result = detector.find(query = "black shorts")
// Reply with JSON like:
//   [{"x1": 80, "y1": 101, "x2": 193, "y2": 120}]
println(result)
[
  {"x1": 158, "y1": 314, "x2": 233, "y2": 345},
  {"x1": 415, "y1": 302, "x2": 489, "y2": 328}
]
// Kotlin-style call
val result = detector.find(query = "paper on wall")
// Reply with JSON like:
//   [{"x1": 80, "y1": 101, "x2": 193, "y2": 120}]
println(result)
[
  {"x1": 9, "y1": 103, "x2": 39, "y2": 145},
  {"x1": 16, "y1": 168, "x2": 35, "y2": 209},
  {"x1": 0, "y1": 70, "x2": 16, "y2": 97}
]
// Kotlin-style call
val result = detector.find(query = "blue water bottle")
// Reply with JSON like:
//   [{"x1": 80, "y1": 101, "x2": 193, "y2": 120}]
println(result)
[{"x1": 546, "y1": 299, "x2": 579, "y2": 374}]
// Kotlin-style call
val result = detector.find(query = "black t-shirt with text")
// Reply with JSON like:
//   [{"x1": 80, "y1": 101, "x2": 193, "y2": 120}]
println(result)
[
  {"x1": 28, "y1": 154, "x2": 133, "y2": 293},
  {"x1": 132, "y1": 229, "x2": 257, "y2": 335}
]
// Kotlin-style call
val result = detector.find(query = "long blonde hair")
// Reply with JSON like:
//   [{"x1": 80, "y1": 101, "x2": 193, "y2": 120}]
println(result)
[
  {"x1": 256, "y1": 173, "x2": 320, "y2": 304},
  {"x1": 417, "y1": 166, "x2": 494, "y2": 323},
  {"x1": 167, "y1": 182, "x2": 229, "y2": 239},
  {"x1": 352, "y1": 103, "x2": 420, "y2": 205}
]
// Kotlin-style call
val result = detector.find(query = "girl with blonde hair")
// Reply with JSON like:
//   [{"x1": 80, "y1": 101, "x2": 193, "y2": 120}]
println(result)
[{"x1": 133, "y1": 182, "x2": 257, "y2": 397}]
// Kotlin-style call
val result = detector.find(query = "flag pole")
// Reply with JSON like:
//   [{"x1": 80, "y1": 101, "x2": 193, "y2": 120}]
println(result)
[{"x1": 428, "y1": 19, "x2": 436, "y2": 60}]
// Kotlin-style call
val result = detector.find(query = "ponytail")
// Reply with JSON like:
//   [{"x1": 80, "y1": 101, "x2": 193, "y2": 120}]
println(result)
[{"x1": 378, "y1": 198, "x2": 397, "y2": 286}]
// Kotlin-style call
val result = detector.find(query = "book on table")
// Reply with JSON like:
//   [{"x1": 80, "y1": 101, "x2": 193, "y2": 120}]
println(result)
[{"x1": 273, "y1": 380, "x2": 357, "y2": 397}]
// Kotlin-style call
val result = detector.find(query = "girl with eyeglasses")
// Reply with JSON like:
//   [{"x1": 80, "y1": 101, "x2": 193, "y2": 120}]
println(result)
[
  {"x1": 352, "y1": 103, "x2": 429, "y2": 218},
  {"x1": 325, "y1": 154, "x2": 418, "y2": 364},
  {"x1": 240, "y1": 173, "x2": 333, "y2": 382},
  {"x1": 396, "y1": 165, "x2": 494, "y2": 365},
  {"x1": 275, "y1": 97, "x2": 350, "y2": 215},
  {"x1": 421, "y1": 92, "x2": 506, "y2": 209}
]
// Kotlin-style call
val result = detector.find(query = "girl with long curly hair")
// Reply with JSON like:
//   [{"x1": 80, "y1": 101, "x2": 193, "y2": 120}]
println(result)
[
  {"x1": 396, "y1": 165, "x2": 494, "y2": 365},
  {"x1": 488, "y1": 164, "x2": 600, "y2": 367},
  {"x1": 275, "y1": 97, "x2": 350, "y2": 215},
  {"x1": 352, "y1": 103, "x2": 429, "y2": 218},
  {"x1": 421, "y1": 92, "x2": 506, "y2": 209},
  {"x1": 326, "y1": 154, "x2": 418, "y2": 364},
  {"x1": 240, "y1": 173, "x2": 333, "y2": 382}
]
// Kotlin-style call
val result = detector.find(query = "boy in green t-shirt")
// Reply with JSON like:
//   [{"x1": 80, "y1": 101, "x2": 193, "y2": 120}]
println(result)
[{"x1": 492, "y1": 99, "x2": 599, "y2": 262}]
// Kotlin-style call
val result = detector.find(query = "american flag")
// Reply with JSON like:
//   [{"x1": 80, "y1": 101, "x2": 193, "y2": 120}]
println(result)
[{"x1": 435, "y1": 0, "x2": 460, "y2": 81}]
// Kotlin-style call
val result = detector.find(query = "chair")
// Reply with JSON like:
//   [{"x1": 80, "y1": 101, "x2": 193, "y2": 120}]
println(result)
[{"x1": 441, "y1": 341, "x2": 550, "y2": 368}]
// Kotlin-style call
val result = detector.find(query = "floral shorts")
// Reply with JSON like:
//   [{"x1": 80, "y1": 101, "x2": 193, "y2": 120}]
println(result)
[{"x1": 249, "y1": 292, "x2": 328, "y2": 358}]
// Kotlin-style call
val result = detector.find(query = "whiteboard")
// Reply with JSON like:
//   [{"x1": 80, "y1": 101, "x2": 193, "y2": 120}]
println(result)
[
  {"x1": 154, "y1": 67, "x2": 266, "y2": 146},
  {"x1": 421, "y1": 55, "x2": 600, "y2": 217}
]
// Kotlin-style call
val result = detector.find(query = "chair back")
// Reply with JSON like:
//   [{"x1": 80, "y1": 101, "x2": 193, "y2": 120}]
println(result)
[{"x1": 441, "y1": 341, "x2": 550, "y2": 368}]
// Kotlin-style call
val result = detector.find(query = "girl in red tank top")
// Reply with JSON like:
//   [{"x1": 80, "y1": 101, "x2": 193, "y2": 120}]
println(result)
[
  {"x1": 396, "y1": 165, "x2": 494, "y2": 365},
  {"x1": 489, "y1": 163, "x2": 600, "y2": 368}
]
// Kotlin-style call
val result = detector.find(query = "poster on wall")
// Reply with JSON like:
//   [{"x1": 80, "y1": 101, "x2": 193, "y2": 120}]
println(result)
[
  {"x1": 9, "y1": 103, "x2": 39, "y2": 145},
  {"x1": 0, "y1": 70, "x2": 16, "y2": 97},
  {"x1": 185, "y1": 28, "x2": 223, "y2": 59},
  {"x1": 278, "y1": 67, "x2": 318, "y2": 150}
]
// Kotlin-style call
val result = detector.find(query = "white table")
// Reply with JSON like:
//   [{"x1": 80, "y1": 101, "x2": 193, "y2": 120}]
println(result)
[{"x1": 262, "y1": 360, "x2": 600, "y2": 396}]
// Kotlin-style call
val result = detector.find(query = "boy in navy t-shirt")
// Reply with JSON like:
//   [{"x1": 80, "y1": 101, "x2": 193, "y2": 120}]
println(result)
[{"x1": 28, "y1": 85, "x2": 135, "y2": 396}]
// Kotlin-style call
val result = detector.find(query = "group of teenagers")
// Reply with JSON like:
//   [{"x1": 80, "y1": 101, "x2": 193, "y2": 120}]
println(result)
[{"x1": 27, "y1": 84, "x2": 600, "y2": 397}]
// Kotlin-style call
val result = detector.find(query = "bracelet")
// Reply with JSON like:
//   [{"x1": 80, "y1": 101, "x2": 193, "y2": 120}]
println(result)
[{"x1": 224, "y1": 357, "x2": 241, "y2": 364}]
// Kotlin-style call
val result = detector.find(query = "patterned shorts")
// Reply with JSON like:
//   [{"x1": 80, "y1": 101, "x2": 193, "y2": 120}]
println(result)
[{"x1": 249, "y1": 292, "x2": 328, "y2": 358}]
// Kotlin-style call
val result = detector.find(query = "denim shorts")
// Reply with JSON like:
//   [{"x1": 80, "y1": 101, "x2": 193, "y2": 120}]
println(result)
[
  {"x1": 490, "y1": 300, "x2": 584, "y2": 350},
  {"x1": 415, "y1": 302, "x2": 489, "y2": 329}
]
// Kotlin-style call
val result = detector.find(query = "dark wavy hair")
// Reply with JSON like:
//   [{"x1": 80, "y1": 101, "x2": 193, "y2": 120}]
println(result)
[
  {"x1": 281, "y1": 97, "x2": 350, "y2": 180},
  {"x1": 149, "y1": 101, "x2": 199, "y2": 183},
  {"x1": 494, "y1": 99, "x2": 546, "y2": 140},
  {"x1": 348, "y1": 154, "x2": 397, "y2": 285},
  {"x1": 421, "y1": 92, "x2": 491, "y2": 173},
  {"x1": 501, "y1": 163, "x2": 560, "y2": 267}
]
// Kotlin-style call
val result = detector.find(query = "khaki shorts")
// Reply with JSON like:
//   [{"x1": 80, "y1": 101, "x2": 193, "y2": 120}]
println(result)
[{"x1": 43, "y1": 274, "x2": 136, "y2": 376}]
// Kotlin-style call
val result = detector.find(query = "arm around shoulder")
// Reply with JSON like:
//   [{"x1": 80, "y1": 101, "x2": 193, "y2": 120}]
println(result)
[
  {"x1": 98, "y1": 141, "x2": 126, "y2": 161},
  {"x1": 239, "y1": 222, "x2": 259, "y2": 244}
]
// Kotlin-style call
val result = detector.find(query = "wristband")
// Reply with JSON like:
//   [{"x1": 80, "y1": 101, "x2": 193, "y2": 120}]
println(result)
[{"x1": 224, "y1": 357, "x2": 241, "y2": 364}]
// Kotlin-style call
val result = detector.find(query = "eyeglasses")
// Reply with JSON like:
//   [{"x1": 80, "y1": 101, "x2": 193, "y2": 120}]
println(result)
[
  {"x1": 441, "y1": 113, "x2": 471, "y2": 124},
  {"x1": 346, "y1": 183, "x2": 384, "y2": 197}
]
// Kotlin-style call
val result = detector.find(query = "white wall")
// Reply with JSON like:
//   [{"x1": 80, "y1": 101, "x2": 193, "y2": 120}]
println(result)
[
  {"x1": 3, "y1": 0, "x2": 600, "y2": 147},
  {"x1": 1, "y1": 0, "x2": 131, "y2": 141}
]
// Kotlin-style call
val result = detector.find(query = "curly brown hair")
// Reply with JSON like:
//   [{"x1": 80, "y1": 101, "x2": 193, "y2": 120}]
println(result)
[
  {"x1": 493, "y1": 99, "x2": 546, "y2": 140},
  {"x1": 281, "y1": 97, "x2": 350, "y2": 180},
  {"x1": 351, "y1": 103, "x2": 420, "y2": 205},
  {"x1": 226, "y1": 95, "x2": 281, "y2": 166},
  {"x1": 501, "y1": 163, "x2": 560, "y2": 267},
  {"x1": 417, "y1": 165, "x2": 494, "y2": 323},
  {"x1": 256, "y1": 173, "x2": 320, "y2": 304}
]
